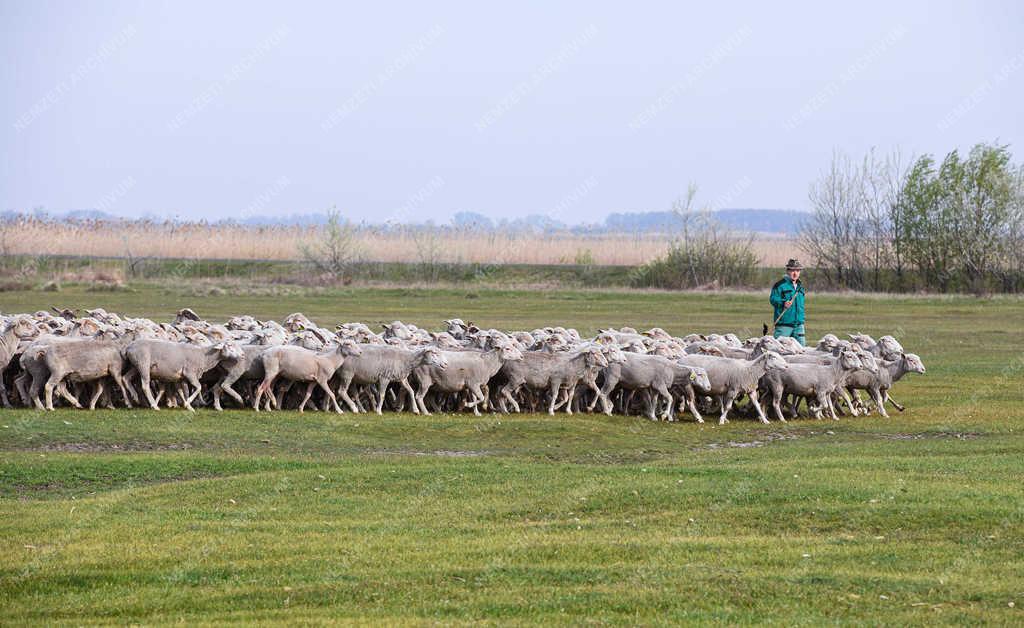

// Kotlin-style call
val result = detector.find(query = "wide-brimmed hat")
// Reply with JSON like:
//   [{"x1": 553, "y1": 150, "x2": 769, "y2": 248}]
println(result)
[{"x1": 785, "y1": 258, "x2": 804, "y2": 270}]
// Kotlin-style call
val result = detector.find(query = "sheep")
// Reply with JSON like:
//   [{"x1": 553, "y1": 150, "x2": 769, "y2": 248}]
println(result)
[
  {"x1": 333, "y1": 345, "x2": 449, "y2": 415},
  {"x1": 412, "y1": 343, "x2": 524, "y2": 416},
  {"x1": 761, "y1": 348, "x2": 867, "y2": 421},
  {"x1": 676, "y1": 351, "x2": 790, "y2": 424},
  {"x1": 211, "y1": 344, "x2": 272, "y2": 411},
  {"x1": 670, "y1": 360, "x2": 713, "y2": 422},
  {"x1": 848, "y1": 333, "x2": 904, "y2": 359},
  {"x1": 0, "y1": 307, "x2": 928, "y2": 425},
  {"x1": 253, "y1": 340, "x2": 363, "y2": 413},
  {"x1": 173, "y1": 308, "x2": 202, "y2": 324},
  {"x1": 0, "y1": 316, "x2": 39, "y2": 407},
  {"x1": 844, "y1": 352, "x2": 926, "y2": 417},
  {"x1": 283, "y1": 312, "x2": 315, "y2": 332},
  {"x1": 37, "y1": 337, "x2": 137, "y2": 411},
  {"x1": 125, "y1": 339, "x2": 245, "y2": 411},
  {"x1": 17, "y1": 336, "x2": 88, "y2": 410},
  {"x1": 497, "y1": 345, "x2": 608, "y2": 415},
  {"x1": 596, "y1": 353, "x2": 711, "y2": 422}
]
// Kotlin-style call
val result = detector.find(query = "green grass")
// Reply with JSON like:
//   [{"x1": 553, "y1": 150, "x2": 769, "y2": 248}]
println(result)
[{"x1": 1, "y1": 285, "x2": 1022, "y2": 625}]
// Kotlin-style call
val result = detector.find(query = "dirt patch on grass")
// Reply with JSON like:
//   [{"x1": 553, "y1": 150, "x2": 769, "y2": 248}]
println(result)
[
  {"x1": 872, "y1": 430, "x2": 982, "y2": 441},
  {"x1": 30, "y1": 442, "x2": 196, "y2": 452},
  {"x1": 700, "y1": 430, "x2": 803, "y2": 450},
  {"x1": 367, "y1": 448, "x2": 492, "y2": 458},
  {"x1": 693, "y1": 427, "x2": 983, "y2": 451}
]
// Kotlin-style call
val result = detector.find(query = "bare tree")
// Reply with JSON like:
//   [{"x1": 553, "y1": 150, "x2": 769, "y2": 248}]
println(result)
[
  {"x1": 632, "y1": 185, "x2": 758, "y2": 289},
  {"x1": 801, "y1": 150, "x2": 862, "y2": 287},
  {"x1": 300, "y1": 207, "x2": 363, "y2": 282},
  {"x1": 801, "y1": 148, "x2": 908, "y2": 290},
  {"x1": 858, "y1": 148, "x2": 906, "y2": 290}
]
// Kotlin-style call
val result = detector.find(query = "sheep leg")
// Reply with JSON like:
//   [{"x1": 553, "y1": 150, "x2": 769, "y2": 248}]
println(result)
[
  {"x1": 562, "y1": 384, "x2": 576, "y2": 415},
  {"x1": 29, "y1": 374, "x2": 46, "y2": 411},
  {"x1": 58, "y1": 382, "x2": 81, "y2": 408},
  {"x1": 684, "y1": 386, "x2": 704, "y2": 423},
  {"x1": 215, "y1": 376, "x2": 243, "y2": 409},
  {"x1": 14, "y1": 373, "x2": 30, "y2": 407},
  {"x1": 546, "y1": 382, "x2": 560, "y2": 415},
  {"x1": 184, "y1": 373, "x2": 204, "y2": 408},
  {"x1": 598, "y1": 378, "x2": 617, "y2": 416},
  {"x1": 374, "y1": 379, "x2": 390, "y2": 415},
  {"x1": 770, "y1": 386, "x2": 787, "y2": 423},
  {"x1": 502, "y1": 384, "x2": 522, "y2": 414},
  {"x1": 718, "y1": 391, "x2": 738, "y2": 424},
  {"x1": 43, "y1": 372, "x2": 67, "y2": 411},
  {"x1": 99, "y1": 382, "x2": 115, "y2": 409},
  {"x1": 43, "y1": 370, "x2": 67, "y2": 411},
  {"x1": 641, "y1": 390, "x2": 657, "y2": 421},
  {"x1": 122, "y1": 367, "x2": 140, "y2": 403},
  {"x1": 480, "y1": 383, "x2": 491, "y2": 412},
  {"x1": 111, "y1": 371, "x2": 133, "y2": 409},
  {"x1": 654, "y1": 385, "x2": 673, "y2": 421},
  {"x1": 0, "y1": 380, "x2": 10, "y2": 408},
  {"x1": 254, "y1": 364, "x2": 279, "y2": 411},
  {"x1": 338, "y1": 387, "x2": 360, "y2": 413},
  {"x1": 274, "y1": 381, "x2": 294, "y2": 411},
  {"x1": 137, "y1": 370, "x2": 160, "y2": 410},
  {"x1": 820, "y1": 391, "x2": 838, "y2": 420},
  {"x1": 399, "y1": 379, "x2": 420, "y2": 415},
  {"x1": 212, "y1": 381, "x2": 224, "y2": 411},
  {"x1": 336, "y1": 378, "x2": 361, "y2": 413},
  {"x1": 88, "y1": 381, "x2": 105, "y2": 410},
  {"x1": 836, "y1": 388, "x2": 859, "y2": 417},
  {"x1": 466, "y1": 384, "x2": 485, "y2": 416},
  {"x1": 177, "y1": 382, "x2": 195, "y2": 411},
  {"x1": 871, "y1": 386, "x2": 890, "y2": 418},
  {"x1": 747, "y1": 389, "x2": 770, "y2": 424},
  {"x1": 885, "y1": 392, "x2": 906, "y2": 412},
  {"x1": 415, "y1": 382, "x2": 431, "y2": 416},
  {"x1": 314, "y1": 376, "x2": 342, "y2": 413},
  {"x1": 297, "y1": 381, "x2": 315, "y2": 412}
]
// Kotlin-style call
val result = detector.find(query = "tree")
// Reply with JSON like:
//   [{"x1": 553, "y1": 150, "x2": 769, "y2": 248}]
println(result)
[
  {"x1": 900, "y1": 143, "x2": 1023, "y2": 293},
  {"x1": 800, "y1": 150, "x2": 863, "y2": 288},
  {"x1": 631, "y1": 185, "x2": 758, "y2": 290},
  {"x1": 299, "y1": 207, "x2": 363, "y2": 282},
  {"x1": 802, "y1": 148, "x2": 908, "y2": 291}
]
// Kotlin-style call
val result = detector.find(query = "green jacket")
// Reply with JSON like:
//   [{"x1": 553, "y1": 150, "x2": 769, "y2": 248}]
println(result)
[{"x1": 769, "y1": 276, "x2": 805, "y2": 326}]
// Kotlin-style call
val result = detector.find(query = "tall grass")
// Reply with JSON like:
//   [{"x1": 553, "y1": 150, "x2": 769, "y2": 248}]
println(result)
[{"x1": 0, "y1": 218, "x2": 794, "y2": 267}]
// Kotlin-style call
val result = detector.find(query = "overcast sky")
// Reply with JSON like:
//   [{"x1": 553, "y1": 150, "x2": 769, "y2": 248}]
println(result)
[{"x1": 2, "y1": 1, "x2": 1022, "y2": 223}]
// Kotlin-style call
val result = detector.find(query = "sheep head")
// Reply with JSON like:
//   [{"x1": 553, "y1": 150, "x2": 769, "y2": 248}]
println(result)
[{"x1": 903, "y1": 353, "x2": 926, "y2": 374}]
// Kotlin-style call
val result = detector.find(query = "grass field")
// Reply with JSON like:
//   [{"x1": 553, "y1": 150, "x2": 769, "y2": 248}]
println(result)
[{"x1": 1, "y1": 285, "x2": 1022, "y2": 624}]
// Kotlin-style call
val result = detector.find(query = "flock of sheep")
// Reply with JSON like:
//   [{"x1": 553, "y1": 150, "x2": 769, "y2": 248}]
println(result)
[{"x1": 0, "y1": 307, "x2": 925, "y2": 424}]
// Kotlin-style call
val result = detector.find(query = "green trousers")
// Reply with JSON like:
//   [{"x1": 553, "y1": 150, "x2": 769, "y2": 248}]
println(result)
[{"x1": 774, "y1": 323, "x2": 806, "y2": 346}]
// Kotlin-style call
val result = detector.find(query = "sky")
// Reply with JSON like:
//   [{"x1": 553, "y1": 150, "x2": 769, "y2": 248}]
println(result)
[{"x1": 2, "y1": 1, "x2": 1022, "y2": 224}]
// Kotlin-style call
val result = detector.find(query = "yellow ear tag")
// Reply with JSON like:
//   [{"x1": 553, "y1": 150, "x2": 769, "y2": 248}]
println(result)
[{"x1": 689, "y1": 371, "x2": 697, "y2": 381}]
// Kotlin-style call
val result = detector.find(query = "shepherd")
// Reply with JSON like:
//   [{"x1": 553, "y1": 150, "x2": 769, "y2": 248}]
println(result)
[{"x1": 768, "y1": 258, "x2": 806, "y2": 346}]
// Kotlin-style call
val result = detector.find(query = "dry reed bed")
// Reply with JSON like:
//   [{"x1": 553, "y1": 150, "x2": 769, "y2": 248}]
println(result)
[{"x1": 0, "y1": 219, "x2": 792, "y2": 267}]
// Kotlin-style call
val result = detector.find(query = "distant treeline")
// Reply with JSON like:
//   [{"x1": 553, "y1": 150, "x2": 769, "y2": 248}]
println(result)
[{"x1": 0, "y1": 207, "x2": 806, "y2": 236}]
